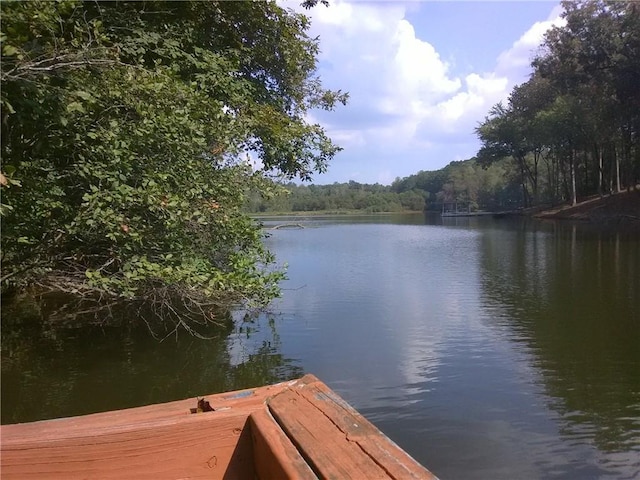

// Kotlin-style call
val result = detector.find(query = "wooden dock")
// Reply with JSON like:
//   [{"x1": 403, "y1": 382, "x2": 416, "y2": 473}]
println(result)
[
  {"x1": 1, "y1": 374, "x2": 439, "y2": 479},
  {"x1": 440, "y1": 201, "x2": 510, "y2": 218},
  {"x1": 441, "y1": 211, "x2": 497, "y2": 217}
]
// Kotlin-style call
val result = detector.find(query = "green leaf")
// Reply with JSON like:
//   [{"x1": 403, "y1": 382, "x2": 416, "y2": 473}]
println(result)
[
  {"x1": 74, "y1": 90, "x2": 94, "y2": 101},
  {"x1": 2, "y1": 44, "x2": 18, "y2": 56},
  {"x1": 66, "y1": 102, "x2": 85, "y2": 113}
]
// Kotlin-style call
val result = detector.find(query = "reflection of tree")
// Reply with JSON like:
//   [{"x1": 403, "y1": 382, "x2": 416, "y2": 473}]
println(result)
[
  {"x1": 1, "y1": 299, "x2": 302, "y2": 424},
  {"x1": 478, "y1": 220, "x2": 640, "y2": 454}
]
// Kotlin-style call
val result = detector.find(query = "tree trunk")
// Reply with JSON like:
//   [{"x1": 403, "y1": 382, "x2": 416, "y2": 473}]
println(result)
[
  {"x1": 623, "y1": 126, "x2": 632, "y2": 192},
  {"x1": 519, "y1": 161, "x2": 529, "y2": 208},
  {"x1": 545, "y1": 156, "x2": 554, "y2": 204},
  {"x1": 583, "y1": 151, "x2": 589, "y2": 195},
  {"x1": 614, "y1": 144, "x2": 621, "y2": 192},
  {"x1": 570, "y1": 150, "x2": 577, "y2": 206},
  {"x1": 560, "y1": 152, "x2": 569, "y2": 202},
  {"x1": 596, "y1": 143, "x2": 603, "y2": 197},
  {"x1": 532, "y1": 150, "x2": 540, "y2": 205}
]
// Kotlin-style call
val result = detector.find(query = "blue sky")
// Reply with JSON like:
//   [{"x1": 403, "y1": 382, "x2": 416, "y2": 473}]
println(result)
[{"x1": 281, "y1": 0, "x2": 565, "y2": 185}]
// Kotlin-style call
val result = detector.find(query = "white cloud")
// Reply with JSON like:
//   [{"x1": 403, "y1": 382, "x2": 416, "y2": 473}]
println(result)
[
  {"x1": 496, "y1": 15, "x2": 567, "y2": 83},
  {"x1": 304, "y1": 1, "x2": 464, "y2": 145},
  {"x1": 384, "y1": 19, "x2": 461, "y2": 112},
  {"x1": 312, "y1": 0, "x2": 354, "y2": 26},
  {"x1": 327, "y1": 128, "x2": 366, "y2": 148},
  {"x1": 281, "y1": 1, "x2": 563, "y2": 184},
  {"x1": 435, "y1": 73, "x2": 508, "y2": 124},
  {"x1": 429, "y1": 13, "x2": 565, "y2": 134}
]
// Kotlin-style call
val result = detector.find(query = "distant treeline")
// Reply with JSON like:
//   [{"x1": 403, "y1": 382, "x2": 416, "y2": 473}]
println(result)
[{"x1": 245, "y1": 157, "x2": 518, "y2": 213}]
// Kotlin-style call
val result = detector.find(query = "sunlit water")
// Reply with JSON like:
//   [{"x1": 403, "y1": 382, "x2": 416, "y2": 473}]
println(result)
[{"x1": 2, "y1": 214, "x2": 639, "y2": 479}]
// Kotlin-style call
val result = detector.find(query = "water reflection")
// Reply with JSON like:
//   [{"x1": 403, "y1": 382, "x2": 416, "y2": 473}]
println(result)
[
  {"x1": 1, "y1": 297, "x2": 302, "y2": 424},
  {"x1": 478, "y1": 220, "x2": 640, "y2": 460},
  {"x1": 264, "y1": 222, "x2": 480, "y2": 412}
]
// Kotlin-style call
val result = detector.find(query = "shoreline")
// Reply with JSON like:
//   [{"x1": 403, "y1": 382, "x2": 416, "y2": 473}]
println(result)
[
  {"x1": 533, "y1": 189, "x2": 640, "y2": 224},
  {"x1": 249, "y1": 190, "x2": 640, "y2": 225}
]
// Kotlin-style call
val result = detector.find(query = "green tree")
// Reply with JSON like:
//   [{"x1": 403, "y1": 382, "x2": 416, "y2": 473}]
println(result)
[
  {"x1": 538, "y1": 0, "x2": 640, "y2": 195},
  {"x1": 1, "y1": 1, "x2": 346, "y2": 331},
  {"x1": 477, "y1": 1, "x2": 640, "y2": 208}
]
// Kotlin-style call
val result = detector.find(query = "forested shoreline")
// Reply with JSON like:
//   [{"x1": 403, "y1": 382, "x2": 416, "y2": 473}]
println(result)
[
  {"x1": 245, "y1": 157, "x2": 517, "y2": 214},
  {"x1": 476, "y1": 0, "x2": 640, "y2": 208}
]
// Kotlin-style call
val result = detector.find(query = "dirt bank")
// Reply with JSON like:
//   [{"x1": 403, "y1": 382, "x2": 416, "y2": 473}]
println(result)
[{"x1": 535, "y1": 189, "x2": 640, "y2": 223}]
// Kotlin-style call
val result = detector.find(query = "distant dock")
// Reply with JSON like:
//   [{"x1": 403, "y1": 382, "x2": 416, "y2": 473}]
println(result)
[
  {"x1": 441, "y1": 211, "x2": 501, "y2": 217},
  {"x1": 441, "y1": 202, "x2": 509, "y2": 218}
]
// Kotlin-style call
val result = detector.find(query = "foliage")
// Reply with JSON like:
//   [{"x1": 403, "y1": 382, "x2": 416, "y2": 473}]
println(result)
[
  {"x1": 0, "y1": 0, "x2": 345, "y2": 331},
  {"x1": 248, "y1": 181, "x2": 414, "y2": 213},
  {"x1": 253, "y1": 1, "x2": 640, "y2": 217},
  {"x1": 247, "y1": 158, "x2": 517, "y2": 214},
  {"x1": 476, "y1": 0, "x2": 640, "y2": 206}
]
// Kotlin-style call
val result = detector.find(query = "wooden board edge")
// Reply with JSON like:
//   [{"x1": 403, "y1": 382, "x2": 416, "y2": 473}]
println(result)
[
  {"x1": 249, "y1": 408, "x2": 319, "y2": 480},
  {"x1": 270, "y1": 377, "x2": 440, "y2": 480},
  {"x1": 1, "y1": 377, "x2": 309, "y2": 445}
]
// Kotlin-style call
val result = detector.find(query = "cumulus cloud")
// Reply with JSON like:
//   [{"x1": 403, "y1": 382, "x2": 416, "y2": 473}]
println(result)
[
  {"x1": 281, "y1": 1, "x2": 563, "y2": 183},
  {"x1": 433, "y1": 73, "x2": 508, "y2": 125},
  {"x1": 496, "y1": 15, "x2": 567, "y2": 83},
  {"x1": 383, "y1": 19, "x2": 461, "y2": 112},
  {"x1": 302, "y1": 1, "x2": 464, "y2": 146}
]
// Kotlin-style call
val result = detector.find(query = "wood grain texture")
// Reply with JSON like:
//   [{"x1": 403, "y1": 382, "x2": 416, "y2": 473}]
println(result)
[
  {"x1": 1, "y1": 375, "x2": 439, "y2": 480},
  {"x1": 250, "y1": 408, "x2": 318, "y2": 480},
  {"x1": 1, "y1": 378, "x2": 303, "y2": 480},
  {"x1": 1, "y1": 405, "x2": 256, "y2": 479},
  {"x1": 2, "y1": 378, "x2": 298, "y2": 444},
  {"x1": 268, "y1": 375, "x2": 439, "y2": 480}
]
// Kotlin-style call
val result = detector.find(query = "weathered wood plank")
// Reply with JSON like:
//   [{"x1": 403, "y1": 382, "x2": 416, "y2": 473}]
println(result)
[
  {"x1": 0, "y1": 375, "x2": 438, "y2": 480},
  {"x1": 1, "y1": 408, "x2": 254, "y2": 480},
  {"x1": 269, "y1": 388, "x2": 392, "y2": 479},
  {"x1": 1, "y1": 378, "x2": 304, "y2": 480},
  {"x1": 250, "y1": 408, "x2": 318, "y2": 480},
  {"x1": 268, "y1": 375, "x2": 438, "y2": 480},
  {"x1": 1, "y1": 378, "x2": 299, "y2": 444}
]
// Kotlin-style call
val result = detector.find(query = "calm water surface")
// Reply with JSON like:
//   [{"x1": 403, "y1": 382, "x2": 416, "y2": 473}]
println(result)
[{"x1": 2, "y1": 214, "x2": 639, "y2": 479}]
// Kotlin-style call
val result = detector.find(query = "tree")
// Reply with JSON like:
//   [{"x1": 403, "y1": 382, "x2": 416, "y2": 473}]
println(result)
[
  {"x1": 477, "y1": 1, "x2": 640, "y2": 207},
  {"x1": 534, "y1": 0, "x2": 640, "y2": 197},
  {"x1": 0, "y1": 0, "x2": 346, "y2": 332},
  {"x1": 476, "y1": 103, "x2": 535, "y2": 207}
]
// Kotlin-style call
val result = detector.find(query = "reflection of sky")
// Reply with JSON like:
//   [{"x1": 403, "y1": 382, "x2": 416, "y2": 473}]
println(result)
[
  {"x1": 227, "y1": 312, "x2": 275, "y2": 367},
  {"x1": 268, "y1": 224, "x2": 477, "y2": 405}
]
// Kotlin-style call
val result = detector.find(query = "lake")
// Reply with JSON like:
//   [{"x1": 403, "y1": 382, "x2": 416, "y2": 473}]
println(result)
[{"x1": 2, "y1": 213, "x2": 639, "y2": 479}]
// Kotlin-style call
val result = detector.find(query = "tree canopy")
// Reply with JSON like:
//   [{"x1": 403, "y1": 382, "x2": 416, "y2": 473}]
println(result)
[
  {"x1": 0, "y1": 0, "x2": 346, "y2": 332},
  {"x1": 476, "y1": 0, "x2": 640, "y2": 207},
  {"x1": 246, "y1": 157, "x2": 518, "y2": 215}
]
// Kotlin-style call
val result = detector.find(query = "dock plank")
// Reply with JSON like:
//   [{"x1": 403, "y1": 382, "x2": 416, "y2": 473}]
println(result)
[
  {"x1": 250, "y1": 408, "x2": 318, "y2": 480},
  {"x1": 269, "y1": 375, "x2": 438, "y2": 480},
  {"x1": 1, "y1": 407, "x2": 254, "y2": 480},
  {"x1": 269, "y1": 387, "x2": 391, "y2": 479}
]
